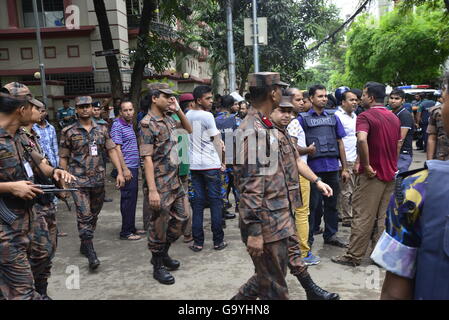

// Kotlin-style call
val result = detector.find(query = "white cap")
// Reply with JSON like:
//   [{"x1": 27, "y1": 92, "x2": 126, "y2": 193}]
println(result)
[{"x1": 230, "y1": 91, "x2": 244, "y2": 103}]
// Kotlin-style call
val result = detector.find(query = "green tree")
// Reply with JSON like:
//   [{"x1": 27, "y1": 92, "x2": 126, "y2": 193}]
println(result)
[
  {"x1": 341, "y1": 5, "x2": 449, "y2": 88},
  {"x1": 399, "y1": 0, "x2": 449, "y2": 13}
]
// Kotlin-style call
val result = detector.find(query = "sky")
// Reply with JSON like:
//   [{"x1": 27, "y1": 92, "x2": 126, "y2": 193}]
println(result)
[{"x1": 330, "y1": 0, "x2": 361, "y2": 19}]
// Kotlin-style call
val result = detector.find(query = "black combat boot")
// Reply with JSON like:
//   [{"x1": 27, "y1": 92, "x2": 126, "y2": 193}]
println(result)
[
  {"x1": 151, "y1": 253, "x2": 175, "y2": 285},
  {"x1": 297, "y1": 273, "x2": 340, "y2": 300},
  {"x1": 35, "y1": 282, "x2": 52, "y2": 300},
  {"x1": 84, "y1": 240, "x2": 100, "y2": 270},
  {"x1": 161, "y1": 243, "x2": 180, "y2": 271}
]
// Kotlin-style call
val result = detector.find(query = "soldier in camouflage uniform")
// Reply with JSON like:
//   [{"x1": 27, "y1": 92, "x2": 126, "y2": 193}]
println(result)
[
  {"x1": 427, "y1": 103, "x2": 449, "y2": 160},
  {"x1": 0, "y1": 82, "x2": 75, "y2": 300},
  {"x1": 139, "y1": 83, "x2": 192, "y2": 285},
  {"x1": 59, "y1": 96, "x2": 125, "y2": 270},
  {"x1": 232, "y1": 74, "x2": 338, "y2": 300}
]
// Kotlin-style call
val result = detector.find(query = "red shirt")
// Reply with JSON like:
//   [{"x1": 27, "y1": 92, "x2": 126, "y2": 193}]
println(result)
[{"x1": 356, "y1": 106, "x2": 401, "y2": 182}]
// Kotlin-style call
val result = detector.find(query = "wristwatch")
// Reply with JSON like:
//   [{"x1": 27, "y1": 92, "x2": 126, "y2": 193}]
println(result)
[{"x1": 313, "y1": 177, "x2": 322, "y2": 184}]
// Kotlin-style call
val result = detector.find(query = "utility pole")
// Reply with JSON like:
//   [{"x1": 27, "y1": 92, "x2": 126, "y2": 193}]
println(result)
[
  {"x1": 252, "y1": 0, "x2": 259, "y2": 72},
  {"x1": 32, "y1": 0, "x2": 48, "y2": 106},
  {"x1": 226, "y1": 0, "x2": 236, "y2": 92}
]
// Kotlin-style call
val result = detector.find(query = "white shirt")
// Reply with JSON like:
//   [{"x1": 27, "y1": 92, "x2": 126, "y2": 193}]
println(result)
[
  {"x1": 335, "y1": 107, "x2": 357, "y2": 162},
  {"x1": 287, "y1": 118, "x2": 308, "y2": 162},
  {"x1": 186, "y1": 109, "x2": 222, "y2": 170}
]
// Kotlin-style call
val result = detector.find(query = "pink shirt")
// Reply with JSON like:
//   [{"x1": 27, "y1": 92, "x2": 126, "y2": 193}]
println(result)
[{"x1": 356, "y1": 106, "x2": 401, "y2": 182}]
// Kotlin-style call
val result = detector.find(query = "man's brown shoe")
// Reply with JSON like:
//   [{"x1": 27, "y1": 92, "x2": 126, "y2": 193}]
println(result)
[{"x1": 331, "y1": 255, "x2": 360, "y2": 267}]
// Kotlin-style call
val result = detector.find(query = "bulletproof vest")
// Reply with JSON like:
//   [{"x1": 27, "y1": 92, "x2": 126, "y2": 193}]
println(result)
[
  {"x1": 414, "y1": 160, "x2": 449, "y2": 300},
  {"x1": 215, "y1": 113, "x2": 238, "y2": 141},
  {"x1": 299, "y1": 112, "x2": 339, "y2": 160}
]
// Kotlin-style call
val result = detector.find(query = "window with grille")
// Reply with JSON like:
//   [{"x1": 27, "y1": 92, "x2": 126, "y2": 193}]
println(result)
[{"x1": 22, "y1": 0, "x2": 65, "y2": 28}]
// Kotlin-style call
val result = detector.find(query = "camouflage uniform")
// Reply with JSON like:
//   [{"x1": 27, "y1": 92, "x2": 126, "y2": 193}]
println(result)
[
  {"x1": 233, "y1": 74, "x2": 302, "y2": 300},
  {"x1": 20, "y1": 128, "x2": 58, "y2": 293},
  {"x1": 139, "y1": 111, "x2": 188, "y2": 254},
  {"x1": 59, "y1": 117, "x2": 116, "y2": 240},
  {"x1": 0, "y1": 82, "x2": 44, "y2": 300},
  {"x1": 427, "y1": 105, "x2": 449, "y2": 160}
]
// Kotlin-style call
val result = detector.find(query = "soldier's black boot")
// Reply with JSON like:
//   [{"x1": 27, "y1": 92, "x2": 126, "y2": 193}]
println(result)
[
  {"x1": 151, "y1": 253, "x2": 175, "y2": 285},
  {"x1": 80, "y1": 242, "x2": 87, "y2": 256},
  {"x1": 297, "y1": 273, "x2": 340, "y2": 300},
  {"x1": 161, "y1": 243, "x2": 180, "y2": 271},
  {"x1": 84, "y1": 240, "x2": 100, "y2": 270},
  {"x1": 35, "y1": 283, "x2": 52, "y2": 300}
]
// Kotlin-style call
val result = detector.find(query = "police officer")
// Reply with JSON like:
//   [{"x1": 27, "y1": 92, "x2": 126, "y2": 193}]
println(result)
[
  {"x1": 139, "y1": 83, "x2": 192, "y2": 285},
  {"x1": 56, "y1": 98, "x2": 77, "y2": 129},
  {"x1": 232, "y1": 73, "x2": 336, "y2": 300},
  {"x1": 427, "y1": 99, "x2": 449, "y2": 160},
  {"x1": 371, "y1": 73, "x2": 449, "y2": 300},
  {"x1": 0, "y1": 83, "x2": 75, "y2": 299},
  {"x1": 59, "y1": 96, "x2": 125, "y2": 270},
  {"x1": 215, "y1": 94, "x2": 240, "y2": 219}
]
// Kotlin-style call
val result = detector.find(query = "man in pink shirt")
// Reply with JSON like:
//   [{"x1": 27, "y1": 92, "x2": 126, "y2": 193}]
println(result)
[{"x1": 332, "y1": 82, "x2": 401, "y2": 266}]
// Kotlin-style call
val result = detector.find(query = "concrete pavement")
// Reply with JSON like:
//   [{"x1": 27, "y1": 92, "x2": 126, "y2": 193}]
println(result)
[{"x1": 48, "y1": 151, "x2": 426, "y2": 300}]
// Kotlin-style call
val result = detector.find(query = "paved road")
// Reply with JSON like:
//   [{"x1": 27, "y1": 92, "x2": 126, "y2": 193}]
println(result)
[{"x1": 48, "y1": 151, "x2": 426, "y2": 300}]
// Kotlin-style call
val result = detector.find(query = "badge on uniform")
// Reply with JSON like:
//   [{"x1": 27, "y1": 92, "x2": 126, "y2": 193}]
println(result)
[
  {"x1": 23, "y1": 160, "x2": 34, "y2": 178},
  {"x1": 90, "y1": 141, "x2": 98, "y2": 156}
]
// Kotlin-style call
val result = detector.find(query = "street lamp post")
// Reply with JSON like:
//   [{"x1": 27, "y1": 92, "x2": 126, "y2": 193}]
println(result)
[
  {"x1": 226, "y1": 0, "x2": 236, "y2": 92},
  {"x1": 252, "y1": 0, "x2": 259, "y2": 72},
  {"x1": 32, "y1": 0, "x2": 48, "y2": 106}
]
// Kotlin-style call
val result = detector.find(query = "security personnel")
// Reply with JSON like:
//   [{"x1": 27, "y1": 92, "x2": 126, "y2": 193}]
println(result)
[
  {"x1": 427, "y1": 103, "x2": 449, "y2": 160},
  {"x1": 59, "y1": 96, "x2": 125, "y2": 270},
  {"x1": 215, "y1": 94, "x2": 240, "y2": 220},
  {"x1": 139, "y1": 83, "x2": 192, "y2": 285},
  {"x1": 0, "y1": 82, "x2": 75, "y2": 300},
  {"x1": 232, "y1": 91, "x2": 338, "y2": 300},
  {"x1": 56, "y1": 99, "x2": 77, "y2": 129},
  {"x1": 372, "y1": 74, "x2": 449, "y2": 300}
]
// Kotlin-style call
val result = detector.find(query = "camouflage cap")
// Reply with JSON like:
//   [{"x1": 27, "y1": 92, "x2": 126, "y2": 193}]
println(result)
[
  {"x1": 247, "y1": 72, "x2": 289, "y2": 88},
  {"x1": 75, "y1": 96, "x2": 93, "y2": 106},
  {"x1": 1, "y1": 82, "x2": 44, "y2": 108},
  {"x1": 279, "y1": 95, "x2": 294, "y2": 108},
  {"x1": 146, "y1": 82, "x2": 175, "y2": 96}
]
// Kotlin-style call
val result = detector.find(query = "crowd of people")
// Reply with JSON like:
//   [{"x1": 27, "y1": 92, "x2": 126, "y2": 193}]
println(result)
[{"x1": 0, "y1": 69, "x2": 448, "y2": 300}]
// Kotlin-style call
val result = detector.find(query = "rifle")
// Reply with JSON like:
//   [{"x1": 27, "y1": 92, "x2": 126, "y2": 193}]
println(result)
[
  {"x1": 0, "y1": 198, "x2": 18, "y2": 225},
  {"x1": 34, "y1": 184, "x2": 78, "y2": 211}
]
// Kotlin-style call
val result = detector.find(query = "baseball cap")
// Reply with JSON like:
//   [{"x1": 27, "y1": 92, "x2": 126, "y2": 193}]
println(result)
[
  {"x1": 179, "y1": 93, "x2": 194, "y2": 103},
  {"x1": 279, "y1": 95, "x2": 294, "y2": 108},
  {"x1": 147, "y1": 83, "x2": 175, "y2": 95},
  {"x1": 1, "y1": 82, "x2": 44, "y2": 108},
  {"x1": 247, "y1": 72, "x2": 289, "y2": 88}
]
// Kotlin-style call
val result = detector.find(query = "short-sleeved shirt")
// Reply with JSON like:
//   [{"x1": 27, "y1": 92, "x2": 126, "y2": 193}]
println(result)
[
  {"x1": 335, "y1": 107, "x2": 357, "y2": 162},
  {"x1": 138, "y1": 111, "x2": 181, "y2": 193},
  {"x1": 356, "y1": 106, "x2": 401, "y2": 182},
  {"x1": 186, "y1": 109, "x2": 221, "y2": 170},
  {"x1": 427, "y1": 105, "x2": 449, "y2": 160},
  {"x1": 59, "y1": 120, "x2": 116, "y2": 187},
  {"x1": 371, "y1": 169, "x2": 428, "y2": 279},
  {"x1": 32, "y1": 121, "x2": 59, "y2": 167},
  {"x1": 171, "y1": 113, "x2": 190, "y2": 176},
  {"x1": 287, "y1": 118, "x2": 307, "y2": 162},
  {"x1": 110, "y1": 117, "x2": 140, "y2": 169},
  {"x1": 394, "y1": 106, "x2": 414, "y2": 156},
  {"x1": 297, "y1": 109, "x2": 347, "y2": 173}
]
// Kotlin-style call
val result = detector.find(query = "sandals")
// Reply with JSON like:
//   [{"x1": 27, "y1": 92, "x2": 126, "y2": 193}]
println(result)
[
  {"x1": 135, "y1": 229, "x2": 146, "y2": 235},
  {"x1": 183, "y1": 235, "x2": 194, "y2": 243},
  {"x1": 120, "y1": 233, "x2": 141, "y2": 241},
  {"x1": 214, "y1": 242, "x2": 228, "y2": 251},
  {"x1": 189, "y1": 244, "x2": 203, "y2": 252}
]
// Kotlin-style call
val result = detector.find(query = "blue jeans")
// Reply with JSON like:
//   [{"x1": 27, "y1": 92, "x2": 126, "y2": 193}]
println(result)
[
  {"x1": 397, "y1": 154, "x2": 413, "y2": 174},
  {"x1": 191, "y1": 169, "x2": 224, "y2": 246},
  {"x1": 308, "y1": 171, "x2": 340, "y2": 245}
]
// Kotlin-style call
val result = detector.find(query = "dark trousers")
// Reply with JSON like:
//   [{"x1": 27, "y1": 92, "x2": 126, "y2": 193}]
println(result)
[
  {"x1": 120, "y1": 167, "x2": 139, "y2": 237},
  {"x1": 191, "y1": 169, "x2": 224, "y2": 246},
  {"x1": 308, "y1": 171, "x2": 340, "y2": 245}
]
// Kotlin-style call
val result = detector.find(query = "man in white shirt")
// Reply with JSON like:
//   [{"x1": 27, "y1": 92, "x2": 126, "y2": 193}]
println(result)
[
  {"x1": 186, "y1": 85, "x2": 227, "y2": 252},
  {"x1": 335, "y1": 90, "x2": 358, "y2": 227},
  {"x1": 286, "y1": 88, "x2": 320, "y2": 266}
]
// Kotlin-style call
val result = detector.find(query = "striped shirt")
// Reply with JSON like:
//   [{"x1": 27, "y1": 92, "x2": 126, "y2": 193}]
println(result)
[
  {"x1": 110, "y1": 117, "x2": 139, "y2": 168},
  {"x1": 32, "y1": 121, "x2": 59, "y2": 167}
]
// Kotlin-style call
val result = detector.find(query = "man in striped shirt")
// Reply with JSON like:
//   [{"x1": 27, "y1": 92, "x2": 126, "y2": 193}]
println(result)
[{"x1": 110, "y1": 101, "x2": 143, "y2": 240}]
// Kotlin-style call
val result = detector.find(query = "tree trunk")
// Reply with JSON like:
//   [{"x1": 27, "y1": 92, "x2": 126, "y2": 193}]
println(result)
[
  {"x1": 129, "y1": 0, "x2": 158, "y2": 114},
  {"x1": 93, "y1": 0, "x2": 123, "y2": 99}
]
